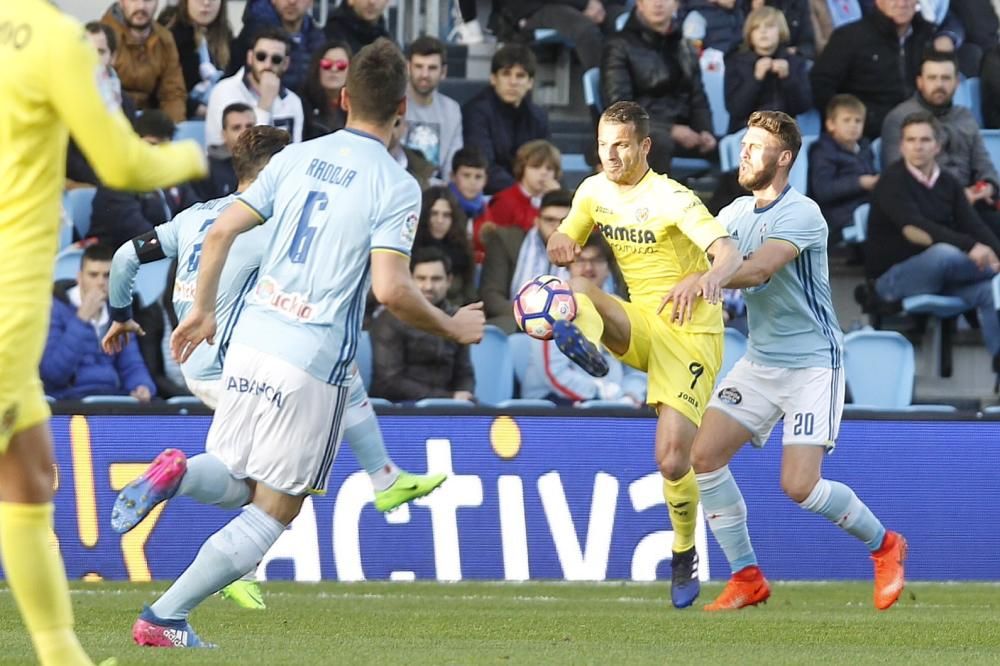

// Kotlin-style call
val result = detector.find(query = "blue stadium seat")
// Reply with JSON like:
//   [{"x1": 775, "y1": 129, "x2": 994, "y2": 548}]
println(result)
[
  {"x1": 45, "y1": 395, "x2": 57, "y2": 405},
  {"x1": 582, "y1": 67, "x2": 602, "y2": 123},
  {"x1": 788, "y1": 134, "x2": 817, "y2": 193},
  {"x1": 368, "y1": 397, "x2": 394, "y2": 408},
  {"x1": 469, "y1": 325, "x2": 513, "y2": 405},
  {"x1": 615, "y1": 10, "x2": 631, "y2": 31},
  {"x1": 901, "y1": 294, "x2": 970, "y2": 377},
  {"x1": 63, "y1": 188, "x2": 96, "y2": 239},
  {"x1": 955, "y1": 77, "x2": 984, "y2": 127},
  {"x1": 993, "y1": 274, "x2": 1000, "y2": 310},
  {"x1": 53, "y1": 246, "x2": 84, "y2": 282},
  {"x1": 984, "y1": 405, "x2": 1000, "y2": 414},
  {"x1": 414, "y1": 398, "x2": 474, "y2": 408},
  {"x1": 134, "y1": 260, "x2": 171, "y2": 308},
  {"x1": 719, "y1": 129, "x2": 746, "y2": 172},
  {"x1": 981, "y1": 129, "x2": 1000, "y2": 170},
  {"x1": 507, "y1": 333, "x2": 533, "y2": 392},
  {"x1": 719, "y1": 327, "x2": 747, "y2": 384},
  {"x1": 843, "y1": 329, "x2": 914, "y2": 408},
  {"x1": 496, "y1": 399, "x2": 556, "y2": 408},
  {"x1": 700, "y1": 51, "x2": 729, "y2": 137},
  {"x1": 166, "y1": 396, "x2": 204, "y2": 407},
  {"x1": 841, "y1": 203, "x2": 869, "y2": 244},
  {"x1": 870, "y1": 137, "x2": 882, "y2": 172},
  {"x1": 356, "y1": 330, "x2": 373, "y2": 391},
  {"x1": 827, "y1": 0, "x2": 861, "y2": 27},
  {"x1": 174, "y1": 120, "x2": 206, "y2": 152},
  {"x1": 578, "y1": 399, "x2": 636, "y2": 408},
  {"x1": 81, "y1": 395, "x2": 140, "y2": 405},
  {"x1": 796, "y1": 109, "x2": 821, "y2": 136}
]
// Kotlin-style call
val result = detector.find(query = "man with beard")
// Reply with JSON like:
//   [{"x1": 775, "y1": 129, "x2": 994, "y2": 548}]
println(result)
[
  {"x1": 205, "y1": 27, "x2": 304, "y2": 146},
  {"x1": 881, "y1": 51, "x2": 1000, "y2": 236},
  {"x1": 547, "y1": 101, "x2": 742, "y2": 609},
  {"x1": 404, "y1": 36, "x2": 463, "y2": 183},
  {"x1": 101, "y1": 0, "x2": 187, "y2": 122},
  {"x1": 664, "y1": 110, "x2": 907, "y2": 612}
]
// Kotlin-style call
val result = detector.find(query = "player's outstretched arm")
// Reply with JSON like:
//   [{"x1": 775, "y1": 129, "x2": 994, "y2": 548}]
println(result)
[
  {"x1": 724, "y1": 239, "x2": 798, "y2": 289},
  {"x1": 700, "y1": 237, "x2": 743, "y2": 302},
  {"x1": 371, "y1": 251, "x2": 485, "y2": 344},
  {"x1": 547, "y1": 231, "x2": 582, "y2": 266},
  {"x1": 50, "y1": 23, "x2": 206, "y2": 191}
]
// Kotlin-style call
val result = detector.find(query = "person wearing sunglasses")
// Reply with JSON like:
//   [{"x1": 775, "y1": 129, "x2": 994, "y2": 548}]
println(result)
[
  {"x1": 232, "y1": 0, "x2": 326, "y2": 94},
  {"x1": 303, "y1": 40, "x2": 353, "y2": 139},
  {"x1": 205, "y1": 26, "x2": 304, "y2": 148}
]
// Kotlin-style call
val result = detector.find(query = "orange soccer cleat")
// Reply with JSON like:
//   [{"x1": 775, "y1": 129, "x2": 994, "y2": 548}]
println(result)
[
  {"x1": 704, "y1": 565, "x2": 771, "y2": 611},
  {"x1": 872, "y1": 530, "x2": 908, "y2": 610}
]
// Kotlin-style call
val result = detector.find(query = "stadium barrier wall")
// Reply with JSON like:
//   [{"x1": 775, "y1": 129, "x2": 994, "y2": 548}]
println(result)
[{"x1": 2, "y1": 410, "x2": 998, "y2": 582}]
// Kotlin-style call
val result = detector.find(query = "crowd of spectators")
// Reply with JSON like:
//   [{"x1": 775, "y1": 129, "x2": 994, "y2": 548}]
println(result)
[{"x1": 54, "y1": 0, "x2": 1000, "y2": 404}]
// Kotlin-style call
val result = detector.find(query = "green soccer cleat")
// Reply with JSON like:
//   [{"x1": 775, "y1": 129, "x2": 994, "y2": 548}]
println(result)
[
  {"x1": 374, "y1": 471, "x2": 448, "y2": 512},
  {"x1": 219, "y1": 580, "x2": 266, "y2": 610}
]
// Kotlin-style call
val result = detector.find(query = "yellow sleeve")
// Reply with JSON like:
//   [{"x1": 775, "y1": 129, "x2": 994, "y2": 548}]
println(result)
[
  {"x1": 557, "y1": 176, "x2": 596, "y2": 246},
  {"x1": 48, "y1": 21, "x2": 206, "y2": 192},
  {"x1": 673, "y1": 187, "x2": 730, "y2": 252}
]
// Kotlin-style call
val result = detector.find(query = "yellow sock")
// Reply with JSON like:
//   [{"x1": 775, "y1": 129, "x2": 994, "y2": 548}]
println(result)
[
  {"x1": 573, "y1": 292, "x2": 605, "y2": 344},
  {"x1": 0, "y1": 502, "x2": 92, "y2": 666},
  {"x1": 662, "y1": 469, "x2": 700, "y2": 553}
]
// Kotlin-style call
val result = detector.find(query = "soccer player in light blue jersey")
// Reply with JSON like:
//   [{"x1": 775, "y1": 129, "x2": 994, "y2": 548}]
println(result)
[
  {"x1": 103, "y1": 127, "x2": 447, "y2": 613},
  {"x1": 129, "y1": 39, "x2": 485, "y2": 649},
  {"x1": 662, "y1": 111, "x2": 907, "y2": 612}
]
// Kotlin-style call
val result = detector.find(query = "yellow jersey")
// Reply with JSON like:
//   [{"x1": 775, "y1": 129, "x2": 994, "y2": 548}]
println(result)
[
  {"x1": 0, "y1": 0, "x2": 206, "y2": 295},
  {"x1": 559, "y1": 169, "x2": 729, "y2": 333}
]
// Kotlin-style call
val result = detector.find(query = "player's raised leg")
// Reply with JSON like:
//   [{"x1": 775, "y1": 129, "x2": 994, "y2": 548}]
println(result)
[
  {"x1": 782, "y1": 445, "x2": 906, "y2": 610},
  {"x1": 552, "y1": 275, "x2": 633, "y2": 377},
  {"x1": 691, "y1": 404, "x2": 773, "y2": 612}
]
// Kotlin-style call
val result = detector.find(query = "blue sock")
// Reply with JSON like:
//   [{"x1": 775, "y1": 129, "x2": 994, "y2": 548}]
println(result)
[
  {"x1": 799, "y1": 479, "x2": 886, "y2": 551},
  {"x1": 344, "y1": 372, "x2": 398, "y2": 491},
  {"x1": 150, "y1": 505, "x2": 285, "y2": 621},
  {"x1": 696, "y1": 466, "x2": 757, "y2": 573},
  {"x1": 177, "y1": 453, "x2": 251, "y2": 509}
]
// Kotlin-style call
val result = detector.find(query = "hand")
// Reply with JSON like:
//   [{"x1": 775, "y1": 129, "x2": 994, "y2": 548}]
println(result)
[
  {"x1": 754, "y1": 57, "x2": 773, "y2": 81},
  {"x1": 583, "y1": 0, "x2": 606, "y2": 23},
  {"x1": 452, "y1": 390, "x2": 475, "y2": 401},
  {"x1": 966, "y1": 181, "x2": 995, "y2": 205},
  {"x1": 657, "y1": 272, "x2": 704, "y2": 323},
  {"x1": 130, "y1": 385, "x2": 152, "y2": 403},
  {"x1": 968, "y1": 242, "x2": 1000, "y2": 271},
  {"x1": 76, "y1": 289, "x2": 105, "y2": 322},
  {"x1": 859, "y1": 174, "x2": 880, "y2": 191},
  {"x1": 449, "y1": 301, "x2": 486, "y2": 344},
  {"x1": 698, "y1": 131, "x2": 717, "y2": 153},
  {"x1": 547, "y1": 232, "x2": 581, "y2": 266},
  {"x1": 771, "y1": 58, "x2": 790, "y2": 78},
  {"x1": 171, "y1": 307, "x2": 216, "y2": 364},
  {"x1": 102, "y1": 319, "x2": 145, "y2": 355},
  {"x1": 696, "y1": 270, "x2": 726, "y2": 306},
  {"x1": 258, "y1": 70, "x2": 281, "y2": 109},
  {"x1": 670, "y1": 124, "x2": 702, "y2": 150}
]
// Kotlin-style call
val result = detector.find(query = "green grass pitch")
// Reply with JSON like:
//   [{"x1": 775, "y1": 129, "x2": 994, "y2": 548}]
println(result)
[{"x1": 2, "y1": 582, "x2": 999, "y2": 665}]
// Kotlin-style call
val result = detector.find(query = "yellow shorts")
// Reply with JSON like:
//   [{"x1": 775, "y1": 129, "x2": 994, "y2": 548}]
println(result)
[
  {"x1": 0, "y1": 302, "x2": 52, "y2": 453},
  {"x1": 614, "y1": 299, "x2": 723, "y2": 427}
]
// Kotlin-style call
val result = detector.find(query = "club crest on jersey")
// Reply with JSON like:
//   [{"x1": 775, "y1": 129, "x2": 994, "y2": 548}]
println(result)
[
  {"x1": 401, "y1": 211, "x2": 418, "y2": 247},
  {"x1": 717, "y1": 387, "x2": 742, "y2": 405},
  {"x1": 634, "y1": 207, "x2": 649, "y2": 223},
  {"x1": 252, "y1": 276, "x2": 315, "y2": 321}
]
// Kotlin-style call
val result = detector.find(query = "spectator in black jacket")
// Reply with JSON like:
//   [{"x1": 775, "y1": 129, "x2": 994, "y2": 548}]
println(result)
[
  {"x1": 195, "y1": 102, "x2": 256, "y2": 201},
  {"x1": 158, "y1": 0, "x2": 232, "y2": 119},
  {"x1": 89, "y1": 111, "x2": 199, "y2": 249},
  {"x1": 866, "y1": 111, "x2": 1000, "y2": 369},
  {"x1": 232, "y1": 0, "x2": 325, "y2": 93},
  {"x1": 324, "y1": 0, "x2": 393, "y2": 55},
  {"x1": 724, "y1": 6, "x2": 812, "y2": 133},
  {"x1": 369, "y1": 248, "x2": 476, "y2": 403},
  {"x1": 601, "y1": 0, "x2": 716, "y2": 173},
  {"x1": 462, "y1": 44, "x2": 550, "y2": 195},
  {"x1": 811, "y1": 0, "x2": 937, "y2": 138},
  {"x1": 982, "y1": 42, "x2": 1000, "y2": 129},
  {"x1": 808, "y1": 94, "x2": 878, "y2": 242},
  {"x1": 494, "y1": 0, "x2": 627, "y2": 71},
  {"x1": 743, "y1": 0, "x2": 816, "y2": 58},
  {"x1": 302, "y1": 40, "x2": 352, "y2": 139}
]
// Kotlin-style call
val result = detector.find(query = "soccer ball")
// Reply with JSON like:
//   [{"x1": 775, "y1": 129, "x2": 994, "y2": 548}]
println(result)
[{"x1": 513, "y1": 275, "x2": 577, "y2": 340}]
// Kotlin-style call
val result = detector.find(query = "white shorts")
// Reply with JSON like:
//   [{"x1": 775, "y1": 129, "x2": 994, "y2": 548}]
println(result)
[
  {"x1": 707, "y1": 358, "x2": 845, "y2": 450},
  {"x1": 206, "y1": 343, "x2": 349, "y2": 495},
  {"x1": 184, "y1": 377, "x2": 221, "y2": 409}
]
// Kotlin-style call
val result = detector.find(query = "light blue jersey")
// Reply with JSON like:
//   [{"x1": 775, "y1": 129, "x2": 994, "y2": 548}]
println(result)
[
  {"x1": 235, "y1": 129, "x2": 421, "y2": 385},
  {"x1": 109, "y1": 194, "x2": 273, "y2": 381},
  {"x1": 718, "y1": 186, "x2": 843, "y2": 369}
]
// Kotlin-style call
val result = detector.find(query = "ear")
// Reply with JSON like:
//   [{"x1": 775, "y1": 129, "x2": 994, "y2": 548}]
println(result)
[
  {"x1": 441, "y1": 63, "x2": 448, "y2": 80},
  {"x1": 778, "y1": 148, "x2": 794, "y2": 168},
  {"x1": 396, "y1": 97, "x2": 407, "y2": 118},
  {"x1": 340, "y1": 87, "x2": 351, "y2": 113},
  {"x1": 641, "y1": 135, "x2": 652, "y2": 156}
]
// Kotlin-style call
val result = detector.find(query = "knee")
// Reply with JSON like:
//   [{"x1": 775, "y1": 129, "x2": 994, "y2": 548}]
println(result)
[
  {"x1": 927, "y1": 243, "x2": 968, "y2": 267},
  {"x1": 253, "y1": 493, "x2": 303, "y2": 526},
  {"x1": 780, "y1": 472, "x2": 817, "y2": 505},
  {"x1": 689, "y1": 442, "x2": 720, "y2": 476},
  {"x1": 657, "y1": 443, "x2": 690, "y2": 480}
]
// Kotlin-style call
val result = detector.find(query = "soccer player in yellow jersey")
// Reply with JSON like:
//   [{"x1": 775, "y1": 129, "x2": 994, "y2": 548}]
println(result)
[
  {"x1": 548, "y1": 101, "x2": 741, "y2": 608},
  {"x1": 0, "y1": 2, "x2": 206, "y2": 664}
]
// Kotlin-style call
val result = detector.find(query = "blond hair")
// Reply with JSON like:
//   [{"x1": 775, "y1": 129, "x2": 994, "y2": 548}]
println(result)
[
  {"x1": 743, "y1": 6, "x2": 790, "y2": 50},
  {"x1": 514, "y1": 140, "x2": 563, "y2": 182}
]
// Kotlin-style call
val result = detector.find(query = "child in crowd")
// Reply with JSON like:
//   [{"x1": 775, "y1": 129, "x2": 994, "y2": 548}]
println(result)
[
  {"x1": 808, "y1": 94, "x2": 879, "y2": 245},
  {"x1": 449, "y1": 146, "x2": 490, "y2": 225}
]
